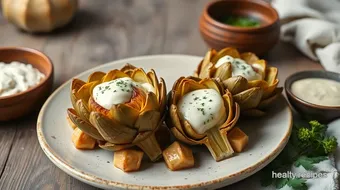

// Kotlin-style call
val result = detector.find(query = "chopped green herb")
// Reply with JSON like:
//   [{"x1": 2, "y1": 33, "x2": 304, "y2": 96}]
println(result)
[{"x1": 222, "y1": 15, "x2": 260, "y2": 27}]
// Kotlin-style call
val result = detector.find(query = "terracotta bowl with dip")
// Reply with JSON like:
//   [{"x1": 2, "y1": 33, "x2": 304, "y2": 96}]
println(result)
[
  {"x1": 285, "y1": 71, "x2": 340, "y2": 123},
  {"x1": 0, "y1": 47, "x2": 53, "y2": 121},
  {"x1": 199, "y1": 0, "x2": 280, "y2": 55}
]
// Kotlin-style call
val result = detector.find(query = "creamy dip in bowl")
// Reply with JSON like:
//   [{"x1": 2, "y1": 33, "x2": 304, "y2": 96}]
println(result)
[
  {"x1": 0, "y1": 61, "x2": 45, "y2": 97},
  {"x1": 285, "y1": 71, "x2": 340, "y2": 123},
  {"x1": 0, "y1": 47, "x2": 53, "y2": 121}
]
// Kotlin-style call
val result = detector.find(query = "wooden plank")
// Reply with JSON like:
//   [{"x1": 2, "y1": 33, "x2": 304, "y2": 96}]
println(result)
[
  {"x1": 43, "y1": 0, "x2": 167, "y2": 87},
  {"x1": 0, "y1": 118, "x2": 97, "y2": 190},
  {"x1": 163, "y1": 0, "x2": 208, "y2": 55},
  {"x1": 0, "y1": 122, "x2": 16, "y2": 178}
]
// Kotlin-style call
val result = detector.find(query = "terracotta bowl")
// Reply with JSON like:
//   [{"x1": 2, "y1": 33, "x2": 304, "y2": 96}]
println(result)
[
  {"x1": 199, "y1": 0, "x2": 280, "y2": 55},
  {"x1": 285, "y1": 71, "x2": 340, "y2": 123},
  {"x1": 0, "y1": 47, "x2": 54, "y2": 121}
]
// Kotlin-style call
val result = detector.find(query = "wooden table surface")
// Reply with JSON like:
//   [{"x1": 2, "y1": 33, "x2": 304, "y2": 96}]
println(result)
[{"x1": 0, "y1": 1, "x2": 323, "y2": 189}]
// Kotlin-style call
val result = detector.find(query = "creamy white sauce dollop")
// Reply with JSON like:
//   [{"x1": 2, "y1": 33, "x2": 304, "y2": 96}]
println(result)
[
  {"x1": 0, "y1": 62, "x2": 45, "y2": 97},
  {"x1": 177, "y1": 89, "x2": 226, "y2": 134},
  {"x1": 215, "y1": 55, "x2": 262, "y2": 81},
  {"x1": 291, "y1": 78, "x2": 340, "y2": 106},
  {"x1": 92, "y1": 77, "x2": 154, "y2": 109}
]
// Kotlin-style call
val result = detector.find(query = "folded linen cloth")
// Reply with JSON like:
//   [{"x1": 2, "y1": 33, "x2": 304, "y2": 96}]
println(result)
[
  {"x1": 229, "y1": 118, "x2": 340, "y2": 190},
  {"x1": 272, "y1": 0, "x2": 340, "y2": 72}
]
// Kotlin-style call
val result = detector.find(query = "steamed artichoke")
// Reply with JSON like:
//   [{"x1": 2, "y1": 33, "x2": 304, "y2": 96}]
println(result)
[
  {"x1": 166, "y1": 77, "x2": 240, "y2": 161},
  {"x1": 67, "y1": 64, "x2": 167, "y2": 161},
  {"x1": 195, "y1": 47, "x2": 283, "y2": 116}
]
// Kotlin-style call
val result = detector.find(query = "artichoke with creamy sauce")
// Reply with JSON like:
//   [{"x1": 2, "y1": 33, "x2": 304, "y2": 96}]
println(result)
[
  {"x1": 195, "y1": 47, "x2": 283, "y2": 116},
  {"x1": 67, "y1": 64, "x2": 167, "y2": 161},
  {"x1": 166, "y1": 77, "x2": 240, "y2": 161}
]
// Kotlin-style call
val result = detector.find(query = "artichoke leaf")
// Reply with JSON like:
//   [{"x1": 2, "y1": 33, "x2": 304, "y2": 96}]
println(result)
[
  {"x1": 248, "y1": 80, "x2": 268, "y2": 89},
  {"x1": 87, "y1": 71, "x2": 106, "y2": 83},
  {"x1": 201, "y1": 49, "x2": 215, "y2": 71},
  {"x1": 132, "y1": 131, "x2": 153, "y2": 144},
  {"x1": 76, "y1": 99, "x2": 90, "y2": 122},
  {"x1": 159, "y1": 78, "x2": 167, "y2": 115},
  {"x1": 220, "y1": 103, "x2": 240, "y2": 132},
  {"x1": 76, "y1": 81, "x2": 99, "y2": 103},
  {"x1": 181, "y1": 79, "x2": 206, "y2": 97},
  {"x1": 102, "y1": 70, "x2": 129, "y2": 82},
  {"x1": 182, "y1": 120, "x2": 206, "y2": 140},
  {"x1": 111, "y1": 104, "x2": 139, "y2": 127},
  {"x1": 187, "y1": 76, "x2": 202, "y2": 82},
  {"x1": 223, "y1": 76, "x2": 248, "y2": 94},
  {"x1": 136, "y1": 133, "x2": 162, "y2": 161},
  {"x1": 89, "y1": 112, "x2": 137, "y2": 144},
  {"x1": 258, "y1": 87, "x2": 283, "y2": 109},
  {"x1": 250, "y1": 60, "x2": 267, "y2": 80},
  {"x1": 240, "y1": 52, "x2": 259, "y2": 64},
  {"x1": 121, "y1": 63, "x2": 136, "y2": 73},
  {"x1": 214, "y1": 62, "x2": 232, "y2": 81},
  {"x1": 135, "y1": 110, "x2": 161, "y2": 131},
  {"x1": 70, "y1": 91, "x2": 78, "y2": 110},
  {"x1": 201, "y1": 78, "x2": 224, "y2": 95},
  {"x1": 147, "y1": 69, "x2": 160, "y2": 99},
  {"x1": 67, "y1": 108, "x2": 104, "y2": 141},
  {"x1": 99, "y1": 142, "x2": 134, "y2": 151},
  {"x1": 171, "y1": 77, "x2": 188, "y2": 104},
  {"x1": 141, "y1": 92, "x2": 160, "y2": 113},
  {"x1": 233, "y1": 87, "x2": 263, "y2": 110},
  {"x1": 71, "y1": 78, "x2": 86, "y2": 92},
  {"x1": 131, "y1": 68, "x2": 152, "y2": 84},
  {"x1": 169, "y1": 104, "x2": 186, "y2": 134},
  {"x1": 222, "y1": 91, "x2": 234, "y2": 124},
  {"x1": 265, "y1": 67, "x2": 278, "y2": 85},
  {"x1": 211, "y1": 47, "x2": 241, "y2": 64},
  {"x1": 262, "y1": 79, "x2": 279, "y2": 99}
]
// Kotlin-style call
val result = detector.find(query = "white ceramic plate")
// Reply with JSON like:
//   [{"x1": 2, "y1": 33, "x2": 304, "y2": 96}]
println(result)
[{"x1": 37, "y1": 55, "x2": 292, "y2": 190}]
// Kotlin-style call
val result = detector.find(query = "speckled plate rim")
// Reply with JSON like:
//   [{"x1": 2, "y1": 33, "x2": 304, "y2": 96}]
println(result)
[{"x1": 37, "y1": 54, "x2": 293, "y2": 190}]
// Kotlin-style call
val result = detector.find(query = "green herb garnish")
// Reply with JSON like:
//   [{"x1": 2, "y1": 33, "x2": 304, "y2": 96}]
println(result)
[
  {"x1": 260, "y1": 120, "x2": 337, "y2": 190},
  {"x1": 222, "y1": 15, "x2": 260, "y2": 27}
]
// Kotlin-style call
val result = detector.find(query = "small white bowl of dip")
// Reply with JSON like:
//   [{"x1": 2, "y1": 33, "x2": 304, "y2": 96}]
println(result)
[
  {"x1": 0, "y1": 47, "x2": 53, "y2": 121},
  {"x1": 285, "y1": 70, "x2": 340, "y2": 123}
]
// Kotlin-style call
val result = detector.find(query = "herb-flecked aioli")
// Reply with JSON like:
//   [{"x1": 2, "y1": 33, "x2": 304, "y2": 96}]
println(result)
[
  {"x1": 177, "y1": 89, "x2": 226, "y2": 134},
  {"x1": 215, "y1": 55, "x2": 262, "y2": 81},
  {"x1": 92, "y1": 77, "x2": 154, "y2": 109}
]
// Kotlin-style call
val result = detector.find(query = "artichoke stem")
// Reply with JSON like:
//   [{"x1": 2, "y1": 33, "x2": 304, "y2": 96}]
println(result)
[
  {"x1": 136, "y1": 133, "x2": 162, "y2": 162},
  {"x1": 205, "y1": 127, "x2": 234, "y2": 161}
]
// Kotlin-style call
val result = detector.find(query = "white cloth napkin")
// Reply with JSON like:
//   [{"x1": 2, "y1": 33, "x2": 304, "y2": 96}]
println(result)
[
  {"x1": 272, "y1": 0, "x2": 340, "y2": 72},
  {"x1": 229, "y1": 119, "x2": 340, "y2": 190}
]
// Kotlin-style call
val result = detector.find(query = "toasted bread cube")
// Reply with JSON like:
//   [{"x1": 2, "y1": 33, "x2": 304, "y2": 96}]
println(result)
[
  {"x1": 163, "y1": 141, "x2": 194, "y2": 171},
  {"x1": 227, "y1": 127, "x2": 249, "y2": 152},
  {"x1": 72, "y1": 128, "x2": 96, "y2": 149},
  {"x1": 113, "y1": 149, "x2": 144, "y2": 172},
  {"x1": 67, "y1": 115, "x2": 77, "y2": 130}
]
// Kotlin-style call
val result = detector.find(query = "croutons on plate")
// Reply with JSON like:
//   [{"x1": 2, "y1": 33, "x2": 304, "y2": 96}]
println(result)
[
  {"x1": 114, "y1": 149, "x2": 144, "y2": 172},
  {"x1": 163, "y1": 141, "x2": 194, "y2": 171},
  {"x1": 227, "y1": 127, "x2": 249, "y2": 152},
  {"x1": 72, "y1": 128, "x2": 96, "y2": 149}
]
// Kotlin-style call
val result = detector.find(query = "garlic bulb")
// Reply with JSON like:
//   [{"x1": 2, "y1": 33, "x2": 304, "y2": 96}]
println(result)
[{"x1": 1, "y1": 0, "x2": 78, "y2": 32}]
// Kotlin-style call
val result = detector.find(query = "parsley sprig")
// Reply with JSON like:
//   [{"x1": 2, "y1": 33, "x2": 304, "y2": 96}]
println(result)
[{"x1": 260, "y1": 120, "x2": 338, "y2": 190}]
